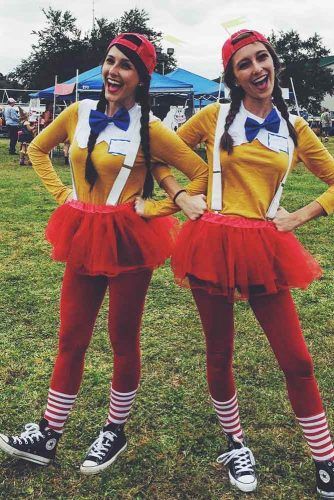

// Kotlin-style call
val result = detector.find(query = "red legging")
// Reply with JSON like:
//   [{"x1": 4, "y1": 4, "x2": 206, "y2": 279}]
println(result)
[
  {"x1": 191, "y1": 288, "x2": 324, "y2": 418},
  {"x1": 50, "y1": 265, "x2": 152, "y2": 395}
]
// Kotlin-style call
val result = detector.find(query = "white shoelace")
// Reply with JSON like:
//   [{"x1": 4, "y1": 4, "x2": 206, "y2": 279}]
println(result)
[
  {"x1": 217, "y1": 446, "x2": 256, "y2": 476},
  {"x1": 88, "y1": 431, "x2": 117, "y2": 460},
  {"x1": 12, "y1": 423, "x2": 44, "y2": 445}
]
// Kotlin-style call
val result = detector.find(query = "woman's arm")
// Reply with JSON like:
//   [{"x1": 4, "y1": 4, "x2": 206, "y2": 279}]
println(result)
[
  {"x1": 140, "y1": 106, "x2": 218, "y2": 218},
  {"x1": 160, "y1": 175, "x2": 207, "y2": 220},
  {"x1": 273, "y1": 202, "x2": 326, "y2": 232},
  {"x1": 135, "y1": 173, "x2": 207, "y2": 220},
  {"x1": 273, "y1": 118, "x2": 334, "y2": 232},
  {"x1": 140, "y1": 120, "x2": 208, "y2": 218},
  {"x1": 28, "y1": 103, "x2": 79, "y2": 204}
]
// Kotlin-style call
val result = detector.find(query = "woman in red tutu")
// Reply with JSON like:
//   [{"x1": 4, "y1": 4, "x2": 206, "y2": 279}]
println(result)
[
  {"x1": 0, "y1": 33, "x2": 208, "y2": 474},
  {"x1": 141, "y1": 30, "x2": 334, "y2": 495}
]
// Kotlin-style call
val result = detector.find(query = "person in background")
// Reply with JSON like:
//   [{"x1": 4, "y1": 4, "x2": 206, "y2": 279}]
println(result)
[
  {"x1": 63, "y1": 139, "x2": 70, "y2": 165},
  {"x1": 40, "y1": 102, "x2": 54, "y2": 129},
  {"x1": 0, "y1": 108, "x2": 4, "y2": 127},
  {"x1": 4, "y1": 97, "x2": 20, "y2": 155},
  {"x1": 320, "y1": 108, "x2": 331, "y2": 143},
  {"x1": 18, "y1": 113, "x2": 36, "y2": 165}
]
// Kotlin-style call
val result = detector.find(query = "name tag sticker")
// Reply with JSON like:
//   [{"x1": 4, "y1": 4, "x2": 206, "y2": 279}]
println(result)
[
  {"x1": 268, "y1": 133, "x2": 289, "y2": 153},
  {"x1": 108, "y1": 138, "x2": 130, "y2": 156}
]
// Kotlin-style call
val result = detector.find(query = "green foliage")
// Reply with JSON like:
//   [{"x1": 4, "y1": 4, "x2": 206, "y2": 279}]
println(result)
[
  {"x1": 118, "y1": 7, "x2": 161, "y2": 38},
  {"x1": 7, "y1": 7, "x2": 177, "y2": 89},
  {"x1": 88, "y1": 17, "x2": 119, "y2": 61},
  {"x1": 269, "y1": 30, "x2": 334, "y2": 115},
  {"x1": 8, "y1": 8, "x2": 86, "y2": 89},
  {"x1": 0, "y1": 138, "x2": 333, "y2": 498}
]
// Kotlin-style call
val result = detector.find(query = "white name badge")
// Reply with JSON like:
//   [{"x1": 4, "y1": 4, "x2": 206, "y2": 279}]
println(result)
[
  {"x1": 268, "y1": 133, "x2": 289, "y2": 153},
  {"x1": 108, "y1": 138, "x2": 130, "y2": 156}
]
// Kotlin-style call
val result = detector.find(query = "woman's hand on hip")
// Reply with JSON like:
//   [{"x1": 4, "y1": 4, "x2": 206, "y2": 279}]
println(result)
[
  {"x1": 272, "y1": 207, "x2": 301, "y2": 232},
  {"x1": 175, "y1": 193, "x2": 207, "y2": 220}
]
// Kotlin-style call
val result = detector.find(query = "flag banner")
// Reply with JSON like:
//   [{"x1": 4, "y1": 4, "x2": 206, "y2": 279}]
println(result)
[
  {"x1": 54, "y1": 83, "x2": 76, "y2": 96},
  {"x1": 163, "y1": 34, "x2": 186, "y2": 46},
  {"x1": 221, "y1": 17, "x2": 246, "y2": 29}
]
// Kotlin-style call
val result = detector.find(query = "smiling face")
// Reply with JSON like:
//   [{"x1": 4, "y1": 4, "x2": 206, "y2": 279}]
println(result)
[
  {"x1": 232, "y1": 41, "x2": 275, "y2": 106},
  {"x1": 102, "y1": 45, "x2": 140, "y2": 112}
]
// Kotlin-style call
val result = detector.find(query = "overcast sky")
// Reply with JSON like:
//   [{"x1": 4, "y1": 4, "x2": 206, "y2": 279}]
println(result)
[{"x1": 1, "y1": 0, "x2": 334, "y2": 84}]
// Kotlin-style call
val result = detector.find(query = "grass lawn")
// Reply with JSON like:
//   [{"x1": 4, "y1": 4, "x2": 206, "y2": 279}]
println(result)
[{"x1": 0, "y1": 137, "x2": 334, "y2": 499}]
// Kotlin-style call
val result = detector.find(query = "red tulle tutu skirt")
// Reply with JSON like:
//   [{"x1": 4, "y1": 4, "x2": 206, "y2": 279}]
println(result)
[
  {"x1": 171, "y1": 212, "x2": 322, "y2": 301},
  {"x1": 45, "y1": 200, "x2": 178, "y2": 276}
]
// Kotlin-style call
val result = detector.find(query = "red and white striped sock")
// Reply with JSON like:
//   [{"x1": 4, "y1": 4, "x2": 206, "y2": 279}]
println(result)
[
  {"x1": 297, "y1": 412, "x2": 334, "y2": 462},
  {"x1": 211, "y1": 393, "x2": 244, "y2": 440},
  {"x1": 106, "y1": 387, "x2": 138, "y2": 426},
  {"x1": 43, "y1": 388, "x2": 77, "y2": 433}
]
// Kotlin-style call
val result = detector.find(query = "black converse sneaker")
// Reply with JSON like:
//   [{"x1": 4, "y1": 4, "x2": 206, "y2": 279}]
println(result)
[
  {"x1": 80, "y1": 423, "x2": 127, "y2": 475},
  {"x1": 0, "y1": 418, "x2": 61, "y2": 465},
  {"x1": 217, "y1": 434, "x2": 257, "y2": 493},
  {"x1": 315, "y1": 459, "x2": 334, "y2": 498}
]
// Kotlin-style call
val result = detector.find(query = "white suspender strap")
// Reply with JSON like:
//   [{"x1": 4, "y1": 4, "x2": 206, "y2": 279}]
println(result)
[
  {"x1": 69, "y1": 115, "x2": 141, "y2": 206},
  {"x1": 266, "y1": 114, "x2": 298, "y2": 219},
  {"x1": 211, "y1": 104, "x2": 230, "y2": 211},
  {"x1": 106, "y1": 114, "x2": 141, "y2": 206}
]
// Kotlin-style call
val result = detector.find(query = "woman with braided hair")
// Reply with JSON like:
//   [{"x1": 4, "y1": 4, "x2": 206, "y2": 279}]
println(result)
[
  {"x1": 0, "y1": 33, "x2": 208, "y2": 474},
  {"x1": 141, "y1": 30, "x2": 334, "y2": 495}
]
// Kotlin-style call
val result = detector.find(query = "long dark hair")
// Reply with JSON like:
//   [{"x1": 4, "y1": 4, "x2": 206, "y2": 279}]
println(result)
[
  {"x1": 220, "y1": 43, "x2": 298, "y2": 154},
  {"x1": 85, "y1": 37, "x2": 154, "y2": 198}
]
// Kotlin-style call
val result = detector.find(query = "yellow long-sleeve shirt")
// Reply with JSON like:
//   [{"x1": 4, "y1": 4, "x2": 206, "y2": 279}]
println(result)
[
  {"x1": 176, "y1": 103, "x2": 334, "y2": 218},
  {"x1": 144, "y1": 102, "x2": 334, "y2": 218},
  {"x1": 28, "y1": 101, "x2": 208, "y2": 216}
]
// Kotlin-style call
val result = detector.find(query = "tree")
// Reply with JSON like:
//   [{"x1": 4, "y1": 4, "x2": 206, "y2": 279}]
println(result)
[
  {"x1": 118, "y1": 8, "x2": 160, "y2": 38},
  {"x1": 268, "y1": 30, "x2": 334, "y2": 115},
  {"x1": 8, "y1": 7, "x2": 177, "y2": 89},
  {"x1": 0, "y1": 74, "x2": 25, "y2": 103},
  {"x1": 87, "y1": 17, "x2": 119, "y2": 64},
  {"x1": 8, "y1": 8, "x2": 88, "y2": 88},
  {"x1": 117, "y1": 8, "x2": 176, "y2": 74}
]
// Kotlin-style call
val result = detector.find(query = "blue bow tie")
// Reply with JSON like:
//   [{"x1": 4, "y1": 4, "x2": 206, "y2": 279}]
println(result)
[
  {"x1": 89, "y1": 108, "x2": 130, "y2": 135},
  {"x1": 244, "y1": 108, "x2": 280, "y2": 142}
]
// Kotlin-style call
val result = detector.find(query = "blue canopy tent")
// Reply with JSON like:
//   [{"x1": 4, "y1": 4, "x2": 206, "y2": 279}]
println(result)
[
  {"x1": 80, "y1": 70, "x2": 193, "y2": 95},
  {"x1": 30, "y1": 67, "x2": 193, "y2": 99},
  {"x1": 166, "y1": 68, "x2": 222, "y2": 107},
  {"x1": 30, "y1": 66, "x2": 103, "y2": 99}
]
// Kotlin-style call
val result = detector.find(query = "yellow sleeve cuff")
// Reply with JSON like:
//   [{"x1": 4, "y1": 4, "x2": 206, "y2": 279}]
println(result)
[
  {"x1": 315, "y1": 192, "x2": 334, "y2": 215},
  {"x1": 143, "y1": 197, "x2": 180, "y2": 218}
]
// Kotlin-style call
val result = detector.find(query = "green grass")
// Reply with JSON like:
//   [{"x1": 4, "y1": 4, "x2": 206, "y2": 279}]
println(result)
[{"x1": 0, "y1": 138, "x2": 334, "y2": 499}]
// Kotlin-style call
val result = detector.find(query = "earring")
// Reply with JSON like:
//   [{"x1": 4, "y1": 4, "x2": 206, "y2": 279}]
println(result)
[{"x1": 138, "y1": 83, "x2": 144, "y2": 87}]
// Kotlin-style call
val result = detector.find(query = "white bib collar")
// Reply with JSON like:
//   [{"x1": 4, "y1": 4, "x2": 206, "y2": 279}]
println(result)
[
  {"x1": 75, "y1": 99, "x2": 158, "y2": 149},
  {"x1": 229, "y1": 101, "x2": 292, "y2": 153}
]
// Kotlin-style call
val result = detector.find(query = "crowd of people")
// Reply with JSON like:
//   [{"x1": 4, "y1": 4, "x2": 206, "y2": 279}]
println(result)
[
  {"x1": 0, "y1": 99, "x2": 62, "y2": 164},
  {"x1": 0, "y1": 29, "x2": 334, "y2": 498}
]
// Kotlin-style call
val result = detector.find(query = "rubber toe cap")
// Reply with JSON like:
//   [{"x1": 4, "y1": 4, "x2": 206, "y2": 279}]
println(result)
[{"x1": 81, "y1": 460, "x2": 98, "y2": 468}]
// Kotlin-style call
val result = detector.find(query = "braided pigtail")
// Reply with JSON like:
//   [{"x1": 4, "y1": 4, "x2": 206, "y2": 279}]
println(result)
[
  {"x1": 136, "y1": 74, "x2": 154, "y2": 198},
  {"x1": 85, "y1": 86, "x2": 108, "y2": 189},
  {"x1": 272, "y1": 77, "x2": 298, "y2": 146},
  {"x1": 219, "y1": 61, "x2": 245, "y2": 154},
  {"x1": 220, "y1": 85, "x2": 244, "y2": 154}
]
